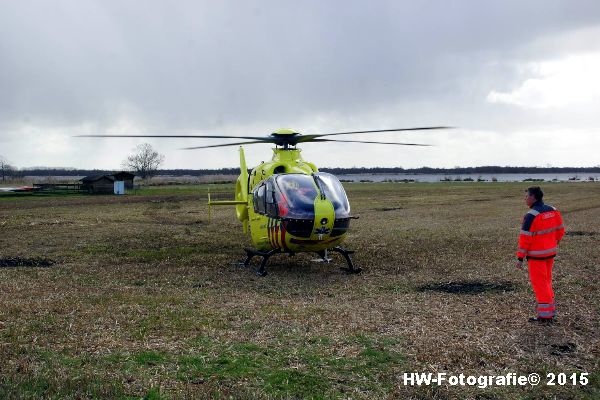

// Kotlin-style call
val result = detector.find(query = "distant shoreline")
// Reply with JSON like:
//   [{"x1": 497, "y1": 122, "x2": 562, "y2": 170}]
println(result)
[
  {"x1": 336, "y1": 172, "x2": 599, "y2": 183},
  {"x1": 11, "y1": 166, "x2": 600, "y2": 177},
  {"x1": 4, "y1": 172, "x2": 598, "y2": 186}
]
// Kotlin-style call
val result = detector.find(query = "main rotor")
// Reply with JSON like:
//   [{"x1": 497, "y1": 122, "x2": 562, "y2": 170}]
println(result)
[
  {"x1": 77, "y1": 126, "x2": 453, "y2": 150},
  {"x1": 269, "y1": 128, "x2": 302, "y2": 149}
]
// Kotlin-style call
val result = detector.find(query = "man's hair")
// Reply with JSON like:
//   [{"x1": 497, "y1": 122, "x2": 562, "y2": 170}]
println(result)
[{"x1": 526, "y1": 186, "x2": 544, "y2": 201}]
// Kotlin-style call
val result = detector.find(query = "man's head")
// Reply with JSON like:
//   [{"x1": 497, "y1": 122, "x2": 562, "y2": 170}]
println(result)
[{"x1": 525, "y1": 186, "x2": 543, "y2": 207}]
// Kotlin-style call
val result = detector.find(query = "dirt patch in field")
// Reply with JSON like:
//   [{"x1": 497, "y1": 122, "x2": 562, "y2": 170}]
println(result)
[
  {"x1": 550, "y1": 342, "x2": 577, "y2": 356},
  {"x1": 0, "y1": 257, "x2": 55, "y2": 268},
  {"x1": 374, "y1": 207, "x2": 404, "y2": 212},
  {"x1": 566, "y1": 231, "x2": 596, "y2": 237},
  {"x1": 416, "y1": 280, "x2": 516, "y2": 294}
]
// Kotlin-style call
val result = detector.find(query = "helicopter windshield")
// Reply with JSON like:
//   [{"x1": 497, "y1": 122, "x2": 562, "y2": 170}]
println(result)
[
  {"x1": 314, "y1": 172, "x2": 351, "y2": 218},
  {"x1": 274, "y1": 174, "x2": 318, "y2": 219}
]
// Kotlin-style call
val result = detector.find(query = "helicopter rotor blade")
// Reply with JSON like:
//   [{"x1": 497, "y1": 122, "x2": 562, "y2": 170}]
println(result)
[
  {"x1": 180, "y1": 140, "x2": 272, "y2": 150},
  {"x1": 75, "y1": 134, "x2": 270, "y2": 141},
  {"x1": 296, "y1": 126, "x2": 453, "y2": 142},
  {"x1": 308, "y1": 138, "x2": 433, "y2": 146},
  {"x1": 76, "y1": 126, "x2": 452, "y2": 148}
]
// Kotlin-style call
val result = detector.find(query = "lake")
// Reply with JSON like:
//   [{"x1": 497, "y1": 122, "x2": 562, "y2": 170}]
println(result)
[{"x1": 337, "y1": 172, "x2": 600, "y2": 183}]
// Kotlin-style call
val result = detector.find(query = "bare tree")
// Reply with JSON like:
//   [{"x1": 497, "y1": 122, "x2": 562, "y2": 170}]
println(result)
[
  {"x1": 122, "y1": 143, "x2": 165, "y2": 179},
  {"x1": 0, "y1": 156, "x2": 15, "y2": 182}
]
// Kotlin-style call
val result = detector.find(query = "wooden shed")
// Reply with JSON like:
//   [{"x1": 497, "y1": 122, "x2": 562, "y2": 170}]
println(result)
[{"x1": 80, "y1": 172, "x2": 135, "y2": 194}]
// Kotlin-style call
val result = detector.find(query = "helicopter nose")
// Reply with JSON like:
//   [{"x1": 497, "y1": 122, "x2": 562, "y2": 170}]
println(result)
[{"x1": 312, "y1": 197, "x2": 335, "y2": 240}]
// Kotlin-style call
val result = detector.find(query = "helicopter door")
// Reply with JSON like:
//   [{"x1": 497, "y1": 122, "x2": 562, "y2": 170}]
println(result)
[
  {"x1": 265, "y1": 178, "x2": 278, "y2": 217},
  {"x1": 253, "y1": 183, "x2": 266, "y2": 214},
  {"x1": 252, "y1": 178, "x2": 282, "y2": 218}
]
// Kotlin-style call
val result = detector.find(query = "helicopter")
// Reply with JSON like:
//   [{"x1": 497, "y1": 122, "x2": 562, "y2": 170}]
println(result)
[{"x1": 80, "y1": 126, "x2": 450, "y2": 276}]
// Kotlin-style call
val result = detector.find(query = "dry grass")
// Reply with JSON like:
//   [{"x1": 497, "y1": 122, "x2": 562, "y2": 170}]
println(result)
[{"x1": 0, "y1": 182, "x2": 599, "y2": 399}]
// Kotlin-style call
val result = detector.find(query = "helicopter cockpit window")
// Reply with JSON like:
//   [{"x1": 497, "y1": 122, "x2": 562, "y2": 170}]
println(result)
[
  {"x1": 314, "y1": 172, "x2": 351, "y2": 218},
  {"x1": 253, "y1": 183, "x2": 266, "y2": 214},
  {"x1": 274, "y1": 174, "x2": 318, "y2": 219}
]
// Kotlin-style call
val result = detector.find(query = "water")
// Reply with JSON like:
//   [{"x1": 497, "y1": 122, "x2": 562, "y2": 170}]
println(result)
[{"x1": 337, "y1": 173, "x2": 600, "y2": 183}]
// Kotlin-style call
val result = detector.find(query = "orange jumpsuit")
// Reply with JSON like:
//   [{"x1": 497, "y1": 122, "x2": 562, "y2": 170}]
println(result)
[{"x1": 517, "y1": 201, "x2": 565, "y2": 319}]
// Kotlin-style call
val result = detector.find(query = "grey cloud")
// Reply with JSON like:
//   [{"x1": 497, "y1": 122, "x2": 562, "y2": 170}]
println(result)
[{"x1": 1, "y1": 0, "x2": 599, "y2": 168}]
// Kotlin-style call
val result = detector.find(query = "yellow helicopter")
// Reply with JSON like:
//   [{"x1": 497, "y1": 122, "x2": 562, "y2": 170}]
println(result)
[{"x1": 81, "y1": 126, "x2": 449, "y2": 276}]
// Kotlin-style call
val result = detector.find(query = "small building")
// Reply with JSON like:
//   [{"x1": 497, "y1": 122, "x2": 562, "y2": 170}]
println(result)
[
  {"x1": 80, "y1": 172, "x2": 135, "y2": 194},
  {"x1": 112, "y1": 172, "x2": 135, "y2": 190}
]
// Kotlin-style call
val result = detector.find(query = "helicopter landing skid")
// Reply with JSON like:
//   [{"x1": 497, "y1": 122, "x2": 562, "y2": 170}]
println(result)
[
  {"x1": 242, "y1": 248, "x2": 282, "y2": 277},
  {"x1": 240, "y1": 246, "x2": 360, "y2": 277},
  {"x1": 329, "y1": 246, "x2": 362, "y2": 274}
]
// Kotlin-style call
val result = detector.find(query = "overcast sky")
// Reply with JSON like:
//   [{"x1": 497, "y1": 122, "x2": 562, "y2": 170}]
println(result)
[{"x1": 1, "y1": 0, "x2": 600, "y2": 170}]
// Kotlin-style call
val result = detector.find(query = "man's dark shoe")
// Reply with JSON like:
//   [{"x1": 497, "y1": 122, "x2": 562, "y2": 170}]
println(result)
[{"x1": 528, "y1": 317, "x2": 555, "y2": 323}]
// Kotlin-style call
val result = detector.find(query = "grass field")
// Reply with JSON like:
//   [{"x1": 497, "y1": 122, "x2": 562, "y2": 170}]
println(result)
[{"x1": 1, "y1": 182, "x2": 599, "y2": 399}]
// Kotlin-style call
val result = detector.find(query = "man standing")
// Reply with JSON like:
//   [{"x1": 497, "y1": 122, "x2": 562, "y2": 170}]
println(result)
[{"x1": 516, "y1": 186, "x2": 565, "y2": 323}]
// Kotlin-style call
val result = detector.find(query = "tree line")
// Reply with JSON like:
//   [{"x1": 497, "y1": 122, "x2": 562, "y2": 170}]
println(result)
[
  {"x1": 6, "y1": 165, "x2": 600, "y2": 177},
  {"x1": 2, "y1": 142, "x2": 599, "y2": 181}
]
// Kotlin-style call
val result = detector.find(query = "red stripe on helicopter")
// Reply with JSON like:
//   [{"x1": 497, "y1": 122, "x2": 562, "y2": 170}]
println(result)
[
  {"x1": 269, "y1": 218, "x2": 277, "y2": 248},
  {"x1": 280, "y1": 221, "x2": 287, "y2": 250},
  {"x1": 268, "y1": 218, "x2": 274, "y2": 248}
]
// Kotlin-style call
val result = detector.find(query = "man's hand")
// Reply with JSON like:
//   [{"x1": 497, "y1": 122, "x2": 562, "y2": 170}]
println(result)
[{"x1": 515, "y1": 260, "x2": 524, "y2": 270}]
